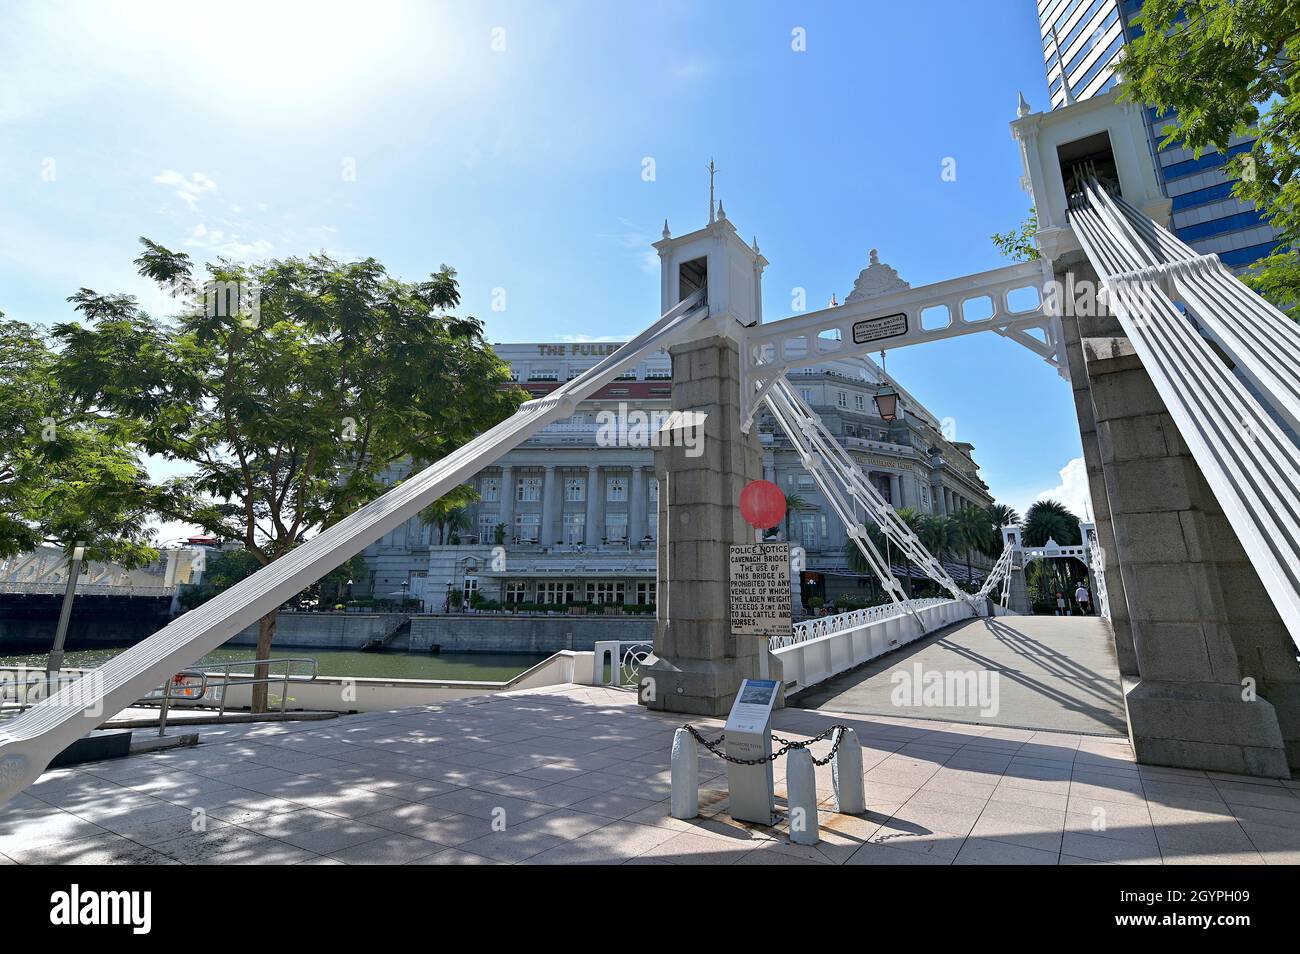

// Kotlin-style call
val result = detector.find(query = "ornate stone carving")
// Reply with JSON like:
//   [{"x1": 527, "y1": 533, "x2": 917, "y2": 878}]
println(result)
[{"x1": 845, "y1": 249, "x2": 910, "y2": 304}]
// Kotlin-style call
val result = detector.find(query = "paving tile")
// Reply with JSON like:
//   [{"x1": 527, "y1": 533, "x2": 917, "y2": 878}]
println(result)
[
  {"x1": 5, "y1": 832, "x2": 178, "y2": 865},
  {"x1": 953, "y1": 836, "x2": 1058, "y2": 865},
  {"x1": 1061, "y1": 831, "x2": 1162, "y2": 864},
  {"x1": 844, "y1": 841, "x2": 952, "y2": 865},
  {"x1": 635, "y1": 829, "x2": 757, "y2": 865},
  {"x1": 328, "y1": 833, "x2": 447, "y2": 864}
]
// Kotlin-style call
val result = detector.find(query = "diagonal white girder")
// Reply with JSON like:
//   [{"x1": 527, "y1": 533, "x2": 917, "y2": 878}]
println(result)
[
  {"x1": 0, "y1": 293, "x2": 710, "y2": 804},
  {"x1": 761, "y1": 377, "x2": 983, "y2": 614}
]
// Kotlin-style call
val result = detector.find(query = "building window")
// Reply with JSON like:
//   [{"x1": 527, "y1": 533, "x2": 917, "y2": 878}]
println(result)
[
  {"x1": 837, "y1": 391, "x2": 848, "y2": 408},
  {"x1": 800, "y1": 514, "x2": 818, "y2": 549},
  {"x1": 586, "y1": 581, "x2": 625, "y2": 604},
  {"x1": 514, "y1": 513, "x2": 540, "y2": 543},
  {"x1": 564, "y1": 477, "x2": 585, "y2": 502},
  {"x1": 478, "y1": 514, "x2": 498, "y2": 543},
  {"x1": 606, "y1": 512, "x2": 628, "y2": 543},
  {"x1": 462, "y1": 576, "x2": 479, "y2": 603},
  {"x1": 505, "y1": 581, "x2": 528, "y2": 604},
  {"x1": 649, "y1": 480, "x2": 658, "y2": 503},
  {"x1": 646, "y1": 368, "x2": 671, "y2": 380},
  {"x1": 563, "y1": 512, "x2": 586, "y2": 545},
  {"x1": 516, "y1": 477, "x2": 542, "y2": 502},
  {"x1": 636, "y1": 581, "x2": 657, "y2": 605},
  {"x1": 799, "y1": 388, "x2": 813, "y2": 403},
  {"x1": 480, "y1": 477, "x2": 500, "y2": 502},
  {"x1": 537, "y1": 581, "x2": 575, "y2": 604},
  {"x1": 528, "y1": 369, "x2": 558, "y2": 382},
  {"x1": 796, "y1": 475, "x2": 814, "y2": 490},
  {"x1": 606, "y1": 476, "x2": 628, "y2": 502},
  {"x1": 855, "y1": 394, "x2": 865, "y2": 411}
]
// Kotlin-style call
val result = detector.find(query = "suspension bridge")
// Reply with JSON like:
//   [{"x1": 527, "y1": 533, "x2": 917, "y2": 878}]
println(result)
[{"x1": 3, "y1": 85, "x2": 1300, "y2": 806}]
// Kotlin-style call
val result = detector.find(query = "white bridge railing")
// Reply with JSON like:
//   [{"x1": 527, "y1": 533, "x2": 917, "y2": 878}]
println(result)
[
  {"x1": 774, "y1": 598, "x2": 968, "y2": 694},
  {"x1": 773, "y1": 598, "x2": 951, "y2": 649}
]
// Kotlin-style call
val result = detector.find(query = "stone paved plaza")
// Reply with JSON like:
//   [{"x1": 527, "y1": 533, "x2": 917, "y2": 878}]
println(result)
[{"x1": 1, "y1": 684, "x2": 1297, "y2": 865}]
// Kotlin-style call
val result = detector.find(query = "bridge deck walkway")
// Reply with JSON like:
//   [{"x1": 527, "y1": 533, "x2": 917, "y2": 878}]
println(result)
[{"x1": 792, "y1": 615, "x2": 1127, "y2": 737}]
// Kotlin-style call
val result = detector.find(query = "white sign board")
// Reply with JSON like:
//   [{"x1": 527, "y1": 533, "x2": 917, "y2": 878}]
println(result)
[
  {"x1": 725, "y1": 679, "x2": 781, "y2": 735},
  {"x1": 729, "y1": 543, "x2": 792, "y2": 637}
]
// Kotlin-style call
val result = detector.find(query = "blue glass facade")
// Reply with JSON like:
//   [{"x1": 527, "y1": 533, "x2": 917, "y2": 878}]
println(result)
[{"x1": 1036, "y1": 0, "x2": 1282, "y2": 271}]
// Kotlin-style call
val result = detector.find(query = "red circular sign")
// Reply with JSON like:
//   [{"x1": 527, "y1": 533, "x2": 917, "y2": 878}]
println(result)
[{"x1": 740, "y1": 479, "x2": 787, "y2": 530}]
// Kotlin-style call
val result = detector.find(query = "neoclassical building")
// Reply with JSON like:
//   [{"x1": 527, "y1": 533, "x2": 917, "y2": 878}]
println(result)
[{"x1": 358, "y1": 253, "x2": 995, "y2": 610}]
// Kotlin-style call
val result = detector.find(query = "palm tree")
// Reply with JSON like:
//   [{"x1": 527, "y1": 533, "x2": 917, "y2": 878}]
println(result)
[
  {"x1": 918, "y1": 514, "x2": 959, "y2": 563},
  {"x1": 953, "y1": 506, "x2": 993, "y2": 588},
  {"x1": 782, "y1": 492, "x2": 807, "y2": 543},
  {"x1": 985, "y1": 503, "x2": 1019, "y2": 556},
  {"x1": 1022, "y1": 499, "x2": 1081, "y2": 546},
  {"x1": 419, "y1": 485, "x2": 480, "y2": 545}
]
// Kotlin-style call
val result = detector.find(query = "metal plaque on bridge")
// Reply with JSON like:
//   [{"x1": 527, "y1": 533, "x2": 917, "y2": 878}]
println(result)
[
  {"x1": 729, "y1": 543, "x2": 791, "y2": 637},
  {"x1": 851, "y1": 312, "x2": 908, "y2": 345}
]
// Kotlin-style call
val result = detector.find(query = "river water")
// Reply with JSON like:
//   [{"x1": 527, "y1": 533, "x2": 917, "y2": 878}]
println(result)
[{"x1": 0, "y1": 647, "x2": 548, "y2": 682}]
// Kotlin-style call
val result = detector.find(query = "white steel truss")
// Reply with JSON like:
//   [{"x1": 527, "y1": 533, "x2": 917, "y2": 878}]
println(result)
[
  {"x1": 740, "y1": 259, "x2": 1067, "y2": 431},
  {"x1": 0, "y1": 293, "x2": 709, "y2": 803}
]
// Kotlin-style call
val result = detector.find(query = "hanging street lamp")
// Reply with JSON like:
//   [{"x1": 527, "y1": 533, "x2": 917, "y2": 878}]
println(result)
[{"x1": 874, "y1": 349, "x2": 900, "y2": 422}]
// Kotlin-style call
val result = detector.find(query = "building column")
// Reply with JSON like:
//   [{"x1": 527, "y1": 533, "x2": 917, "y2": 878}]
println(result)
[
  {"x1": 499, "y1": 466, "x2": 514, "y2": 542},
  {"x1": 541, "y1": 465, "x2": 557, "y2": 546},
  {"x1": 630, "y1": 465, "x2": 646, "y2": 544},
  {"x1": 888, "y1": 474, "x2": 901, "y2": 509},
  {"x1": 584, "y1": 464, "x2": 600, "y2": 545}
]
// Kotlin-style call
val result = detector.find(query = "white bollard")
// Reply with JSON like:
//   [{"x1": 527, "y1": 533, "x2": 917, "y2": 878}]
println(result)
[
  {"x1": 786, "y1": 747, "x2": 819, "y2": 845},
  {"x1": 831, "y1": 727, "x2": 865, "y2": 814},
  {"x1": 670, "y1": 728, "x2": 699, "y2": 819}
]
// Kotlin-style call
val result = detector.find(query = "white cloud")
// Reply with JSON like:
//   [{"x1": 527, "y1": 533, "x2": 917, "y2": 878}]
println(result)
[
  {"x1": 1034, "y1": 456, "x2": 1094, "y2": 521},
  {"x1": 152, "y1": 169, "x2": 217, "y2": 208},
  {"x1": 599, "y1": 219, "x2": 662, "y2": 275}
]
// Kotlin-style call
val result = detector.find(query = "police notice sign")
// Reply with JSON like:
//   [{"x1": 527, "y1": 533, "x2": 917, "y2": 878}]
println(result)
[{"x1": 728, "y1": 543, "x2": 792, "y2": 637}]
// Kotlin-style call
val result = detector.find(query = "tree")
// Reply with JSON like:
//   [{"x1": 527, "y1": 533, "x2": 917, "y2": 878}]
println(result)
[
  {"x1": 991, "y1": 208, "x2": 1040, "y2": 262},
  {"x1": 1022, "y1": 499, "x2": 1082, "y2": 547},
  {"x1": 419, "y1": 485, "x2": 479, "y2": 545},
  {"x1": 985, "y1": 503, "x2": 1020, "y2": 556},
  {"x1": 0, "y1": 315, "x2": 158, "y2": 568},
  {"x1": 55, "y1": 240, "x2": 523, "y2": 709},
  {"x1": 1118, "y1": 0, "x2": 1300, "y2": 318},
  {"x1": 953, "y1": 506, "x2": 993, "y2": 587},
  {"x1": 782, "y1": 492, "x2": 806, "y2": 543},
  {"x1": 918, "y1": 514, "x2": 959, "y2": 561}
]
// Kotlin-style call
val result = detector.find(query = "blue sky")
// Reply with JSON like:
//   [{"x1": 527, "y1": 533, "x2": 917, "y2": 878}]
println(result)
[{"x1": 0, "y1": 0, "x2": 1091, "y2": 533}]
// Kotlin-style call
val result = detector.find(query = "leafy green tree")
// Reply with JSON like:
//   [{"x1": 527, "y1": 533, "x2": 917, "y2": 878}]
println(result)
[
  {"x1": 1119, "y1": 0, "x2": 1300, "y2": 318},
  {"x1": 1022, "y1": 499, "x2": 1082, "y2": 547},
  {"x1": 55, "y1": 239, "x2": 522, "y2": 708},
  {"x1": 991, "y1": 208, "x2": 1040, "y2": 262},
  {"x1": 0, "y1": 315, "x2": 158, "y2": 568}
]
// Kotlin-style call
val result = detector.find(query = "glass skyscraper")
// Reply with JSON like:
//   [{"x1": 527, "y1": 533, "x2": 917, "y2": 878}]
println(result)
[{"x1": 1037, "y1": 0, "x2": 1282, "y2": 269}]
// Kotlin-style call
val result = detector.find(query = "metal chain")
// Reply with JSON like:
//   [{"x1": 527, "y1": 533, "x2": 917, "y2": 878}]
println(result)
[{"x1": 683, "y1": 723, "x2": 850, "y2": 766}]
